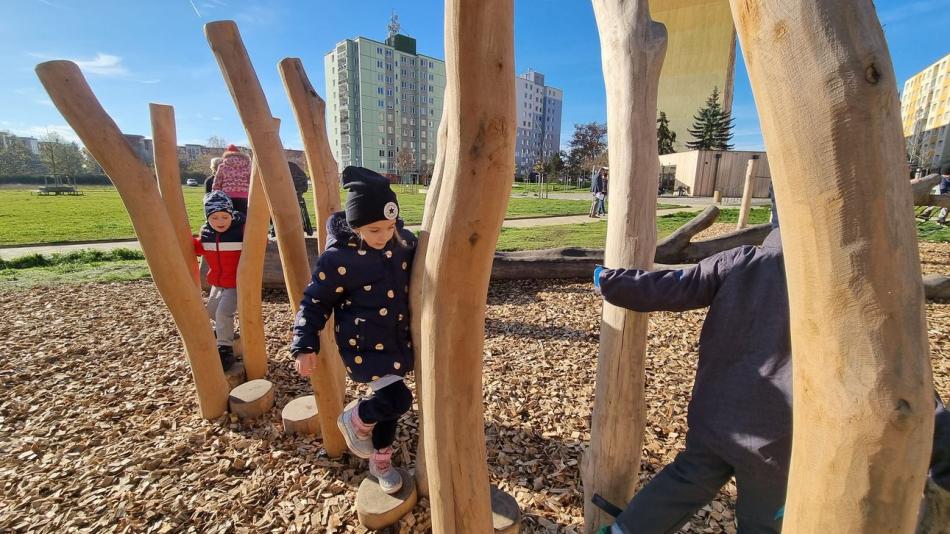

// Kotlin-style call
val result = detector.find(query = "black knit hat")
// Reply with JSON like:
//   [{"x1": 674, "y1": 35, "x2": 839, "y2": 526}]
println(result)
[
  {"x1": 342, "y1": 166, "x2": 399, "y2": 228},
  {"x1": 203, "y1": 190, "x2": 234, "y2": 218}
]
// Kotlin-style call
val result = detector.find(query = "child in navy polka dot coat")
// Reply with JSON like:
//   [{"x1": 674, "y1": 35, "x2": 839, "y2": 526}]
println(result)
[{"x1": 291, "y1": 166, "x2": 416, "y2": 494}]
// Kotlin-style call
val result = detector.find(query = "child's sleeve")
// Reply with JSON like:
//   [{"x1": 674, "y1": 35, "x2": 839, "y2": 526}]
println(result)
[
  {"x1": 599, "y1": 249, "x2": 740, "y2": 312},
  {"x1": 290, "y1": 252, "x2": 346, "y2": 356}
]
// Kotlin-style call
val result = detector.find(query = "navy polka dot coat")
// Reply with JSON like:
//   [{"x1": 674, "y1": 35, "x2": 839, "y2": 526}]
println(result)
[{"x1": 291, "y1": 211, "x2": 416, "y2": 383}]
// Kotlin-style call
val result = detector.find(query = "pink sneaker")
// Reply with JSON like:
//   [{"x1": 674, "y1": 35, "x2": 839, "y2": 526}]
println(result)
[
  {"x1": 369, "y1": 447, "x2": 402, "y2": 494},
  {"x1": 337, "y1": 402, "x2": 374, "y2": 459}
]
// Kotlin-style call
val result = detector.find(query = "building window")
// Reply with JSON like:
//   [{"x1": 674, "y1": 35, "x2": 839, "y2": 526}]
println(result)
[
  {"x1": 377, "y1": 60, "x2": 383, "y2": 68},
  {"x1": 378, "y1": 99, "x2": 384, "y2": 107},
  {"x1": 377, "y1": 47, "x2": 383, "y2": 54}
]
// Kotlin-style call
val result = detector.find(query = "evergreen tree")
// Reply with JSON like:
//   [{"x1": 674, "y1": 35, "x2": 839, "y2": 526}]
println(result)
[
  {"x1": 686, "y1": 87, "x2": 735, "y2": 151},
  {"x1": 656, "y1": 111, "x2": 677, "y2": 155}
]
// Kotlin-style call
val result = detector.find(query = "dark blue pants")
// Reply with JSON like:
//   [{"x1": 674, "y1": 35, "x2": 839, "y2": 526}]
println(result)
[
  {"x1": 616, "y1": 435, "x2": 784, "y2": 534},
  {"x1": 357, "y1": 380, "x2": 412, "y2": 450}
]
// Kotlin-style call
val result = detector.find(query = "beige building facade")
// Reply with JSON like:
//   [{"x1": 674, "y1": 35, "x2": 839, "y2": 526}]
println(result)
[
  {"x1": 650, "y1": 0, "x2": 737, "y2": 151},
  {"x1": 659, "y1": 150, "x2": 771, "y2": 198},
  {"x1": 901, "y1": 52, "x2": 950, "y2": 172}
]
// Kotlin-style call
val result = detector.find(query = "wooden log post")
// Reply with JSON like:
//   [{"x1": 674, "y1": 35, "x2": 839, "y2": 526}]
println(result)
[
  {"x1": 418, "y1": 0, "x2": 517, "y2": 531},
  {"x1": 205, "y1": 21, "x2": 311, "y2": 308},
  {"x1": 410, "y1": 113, "x2": 448, "y2": 497},
  {"x1": 585, "y1": 2, "x2": 666, "y2": 532},
  {"x1": 736, "y1": 157, "x2": 757, "y2": 230},
  {"x1": 36, "y1": 61, "x2": 230, "y2": 419},
  {"x1": 236, "y1": 159, "x2": 269, "y2": 380},
  {"x1": 277, "y1": 57, "x2": 348, "y2": 458},
  {"x1": 729, "y1": 1, "x2": 934, "y2": 531},
  {"x1": 149, "y1": 103, "x2": 199, "y2": 288}
]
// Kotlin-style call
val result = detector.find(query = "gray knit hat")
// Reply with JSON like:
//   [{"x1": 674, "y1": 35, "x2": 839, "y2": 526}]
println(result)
[{"x1": 203, "y1": 190, "x2": 234, "y2": 218}]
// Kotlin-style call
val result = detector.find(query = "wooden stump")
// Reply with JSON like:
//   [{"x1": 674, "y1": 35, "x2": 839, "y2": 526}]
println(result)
[
  {"x1": 231, "y1": 334, "x2": 243, "y2": 357},
  {"x1": 491, "y1": 485, "x2": 521, "y2": 534},
  {"x1": 282, "y1": 395, "x2": 321, "y2": 436},
  {"x1": 228, "y1": 379, "x2": 275, "y2": 420},
  {"x1": 224, "y1": 361, "x2": 247, "y2": 391},
  {"x1": 355, "y1": 467, "x2": 417, "y2": 530}
]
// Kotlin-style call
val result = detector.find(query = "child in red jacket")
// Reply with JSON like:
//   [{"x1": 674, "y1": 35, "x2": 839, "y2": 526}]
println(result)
[{"x1": 194, "y1": 191, "x2": 244, "y2": 369}]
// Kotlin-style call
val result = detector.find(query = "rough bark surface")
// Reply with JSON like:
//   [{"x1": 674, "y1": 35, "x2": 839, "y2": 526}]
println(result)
[
  {"x1": 730, "y1": 1, "x2": 934, "y2": 531},
  {"x1": 278, "y1": 58, "x2": 347, "y2": 457},
  {"x1": 418, "y1": 0, "x2": 517, "y2": 531},
  {"x1": 585, "y1": 2, "x2": 667, "y2": 531},
  {"x1": 35, "y1": 61, "x2": 230, "y2": 419}
]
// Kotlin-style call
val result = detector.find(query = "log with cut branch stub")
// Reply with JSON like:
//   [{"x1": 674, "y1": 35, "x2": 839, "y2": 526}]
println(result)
[
  {"x1": 730, "y1": 0, "x2": 933, "y2": 531},
  {"x1": 36, "y1": 61, "x2": 230, "y2": 419},
  {"x1": 585, "y1": 1, "x2": 667, "y2": 531},
  {"x1": 912, "y1": 174, "x2": 950, "y2": 209}
]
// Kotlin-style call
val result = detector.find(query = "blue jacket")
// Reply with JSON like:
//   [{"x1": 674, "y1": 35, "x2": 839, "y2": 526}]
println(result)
[
  {"x1": 599, "y1": 230, "x2": 791, "y2": 478},
  {"x1": 291, "y1": 212, "x2": 417, "y2": 383},
  {"x1": 592, "y1": 173, "x2": 606, "y2": 194}
]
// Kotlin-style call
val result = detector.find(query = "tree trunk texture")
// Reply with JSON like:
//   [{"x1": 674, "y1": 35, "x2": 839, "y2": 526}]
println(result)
[
  {"x1": 418, "y1": 0, "x2": 516, "y2": 531},
  {"x1": 36, "y1": 61, "x2": 230, "y2": 419},
  {"x1": 149, "y1": 103, "x2": 199, "y2": 288},
  {"x1": 585, "y1": 3, "x2": 667, "y2": 532},
  {"x1": 278, "y1": 57, "x2": 348, "y2": 458},
  {"x1": 204, "y1": 21, "x2": 310, "y2": 312},
  {"x1": 736, "y1": 158, "x2": 756, "y2": 230},
  {"x1": 730, "y1": 1, "x2": 934, "y2": 531},
  {"x1": 236, "y1": 160, "x2": 269, "y2": 380},
  {"x1": 409, "y1": 116, "x2": 448, "y2": 497}
]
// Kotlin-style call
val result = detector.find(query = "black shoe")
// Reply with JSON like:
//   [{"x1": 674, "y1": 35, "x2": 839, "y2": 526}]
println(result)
[{"x1": 218, "y1": 345, "x2": 235, "y2": 371}]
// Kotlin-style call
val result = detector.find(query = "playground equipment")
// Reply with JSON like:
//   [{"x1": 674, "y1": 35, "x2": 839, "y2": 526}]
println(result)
[{"x1": 34, "y1": 0, "x2": 940, "y2": 531}]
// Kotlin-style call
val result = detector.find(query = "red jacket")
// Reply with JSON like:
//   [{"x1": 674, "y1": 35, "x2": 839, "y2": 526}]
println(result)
[{"x1": 194, "y1": 219, "x2": 244, "y2": 288}]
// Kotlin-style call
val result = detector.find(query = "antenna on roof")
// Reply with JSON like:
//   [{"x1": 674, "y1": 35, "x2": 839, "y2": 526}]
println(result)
[{"x1": 387, "y1": 10, "x2": 401, "y2": 40}]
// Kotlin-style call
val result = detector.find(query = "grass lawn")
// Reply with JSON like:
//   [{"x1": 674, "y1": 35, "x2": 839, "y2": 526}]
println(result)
[
  {"x1": 0, "y1": 186, "x2": 594, "y2": 246},
  {"x1": 0, "y1": 185, "x2": 697, "y2": 246}
]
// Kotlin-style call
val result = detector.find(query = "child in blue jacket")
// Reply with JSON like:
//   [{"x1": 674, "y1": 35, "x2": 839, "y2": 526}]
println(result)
[{"x1": 291, "y1": 166, "x2": 416, "y2": 494}]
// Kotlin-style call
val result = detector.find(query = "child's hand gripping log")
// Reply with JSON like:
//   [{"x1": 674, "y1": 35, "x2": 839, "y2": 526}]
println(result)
[{"x1": 295, "y1": 352, "x2": 318, "y2": 377}]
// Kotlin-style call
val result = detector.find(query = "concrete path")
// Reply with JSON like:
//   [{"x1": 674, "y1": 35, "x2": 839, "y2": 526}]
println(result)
[{"x1": 0, "y1": 206, "x2": 706, "y2": 261}]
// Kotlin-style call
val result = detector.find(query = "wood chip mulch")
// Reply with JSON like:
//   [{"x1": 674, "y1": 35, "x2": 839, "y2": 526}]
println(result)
[{"x1": 0, "y1": 243, "x2": 946, "y2": 533}]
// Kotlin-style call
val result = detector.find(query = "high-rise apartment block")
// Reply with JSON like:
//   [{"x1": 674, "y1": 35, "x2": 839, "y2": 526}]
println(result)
[
  {"x1": 901, "y1": 52, "x2": 950, "y2": 172},
  {"x1": 515, "y1": 70, "x2": 563, "y2": 175},
  {"x1": 325, "y1": 34, "x2": 446, "y2": 181}
]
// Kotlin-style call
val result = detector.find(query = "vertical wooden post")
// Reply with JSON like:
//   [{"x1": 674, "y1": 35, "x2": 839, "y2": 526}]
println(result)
[
  {"x1": 204, "y1": 21, "x2": 310, "y2": 311},
  {"x1": 585, "y1": 2, "x2": 667, "y2": 532},
  {"x1": 149, "y1": 103, "x2": 199, "y2": 287},
  {"x1": 736, "y1": 157, "x2": 756, "y2": 230},
  {"x1": 36, "y1": 61, "x2": 230, "y2": 419},
  {"x1": 236, "y1": 158, "x2": 269, "y2": 380},
  {"x1": 729, "y1": 1, "x2": 933, "y2": 531},
  {"x1": 419, "y1": 0, "x2": 516, "y2": 531},
  {"x1": 409, "y1": 115, "x2": 449, "y2": 497},
  {"x1": 278, "y1": 57, "x2": 348, "y2": 458}
]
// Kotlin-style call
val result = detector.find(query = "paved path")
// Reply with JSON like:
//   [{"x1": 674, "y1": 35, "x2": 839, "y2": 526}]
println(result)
[{"x1": 0, "y1": 206, "x2": 705, "y2": 261}]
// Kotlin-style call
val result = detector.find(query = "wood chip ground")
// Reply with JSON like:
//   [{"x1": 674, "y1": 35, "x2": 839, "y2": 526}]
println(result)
[{"x1": 0, "y1": 242, "x2": 946, "y2": 533}]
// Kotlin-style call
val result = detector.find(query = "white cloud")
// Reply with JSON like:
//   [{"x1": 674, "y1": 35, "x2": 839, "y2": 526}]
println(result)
[
  {"x1": 211, "y1": 116, "x2": 223, "y2": 121},
  {"x1": 35, "y1": 98, "x2": 54, "y2": 107},
  {"x1": 139, "y1": 79, "x2": 161, "y2": 84},
  {"x1": 73, "y1": 53, "x2": 128, "y2": 76}
]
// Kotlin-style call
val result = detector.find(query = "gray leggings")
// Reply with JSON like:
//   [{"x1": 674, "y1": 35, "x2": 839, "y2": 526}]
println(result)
[
  {"x1": 616, "y1": 435, "x2": 785, "y2": 534},
  {"x1": 206, "y1": 286, "x2": 237, "y2": 346}
]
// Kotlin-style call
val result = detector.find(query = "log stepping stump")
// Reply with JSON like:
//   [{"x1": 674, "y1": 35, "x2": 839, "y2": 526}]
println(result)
[
  {"x1": 224, "y1": 361, "x2": 247, "y2": 391},
  {"x1": 281, "y1": 395, "x2": 321, "y2": 436},
  {"x1": 228, "y1": 379, "x2": 274, "y2": 420},
  {"x1": 356, "y1": 467, "x2": 417, "y2": 530},
  {"x1": 491, "y1": 485, "x2": 521, "y2": 534}
]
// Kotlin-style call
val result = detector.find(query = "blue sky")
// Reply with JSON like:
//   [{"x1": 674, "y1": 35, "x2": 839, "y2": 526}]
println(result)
[{"x1": 2, "y1": 0, "x2": 949, "y2": 152}]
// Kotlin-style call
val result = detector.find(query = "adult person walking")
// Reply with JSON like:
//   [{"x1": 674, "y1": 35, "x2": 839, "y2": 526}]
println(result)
[{"x1": 590, "y1": 167, "x2": 607, "y2": 218}]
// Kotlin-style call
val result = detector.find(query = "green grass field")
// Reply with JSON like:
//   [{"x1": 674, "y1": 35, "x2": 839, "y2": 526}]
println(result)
[{"x1": 0, "y1": 186, "x2": 595, "y2": 246}]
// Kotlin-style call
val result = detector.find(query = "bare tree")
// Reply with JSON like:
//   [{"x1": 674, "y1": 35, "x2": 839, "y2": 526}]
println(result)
[
  {"x1": 396, "y1": 147, "x2": 416, "y2": 183},
  {"x1": 207, "y1": 135, "x2": 228, "y2": 148}
]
